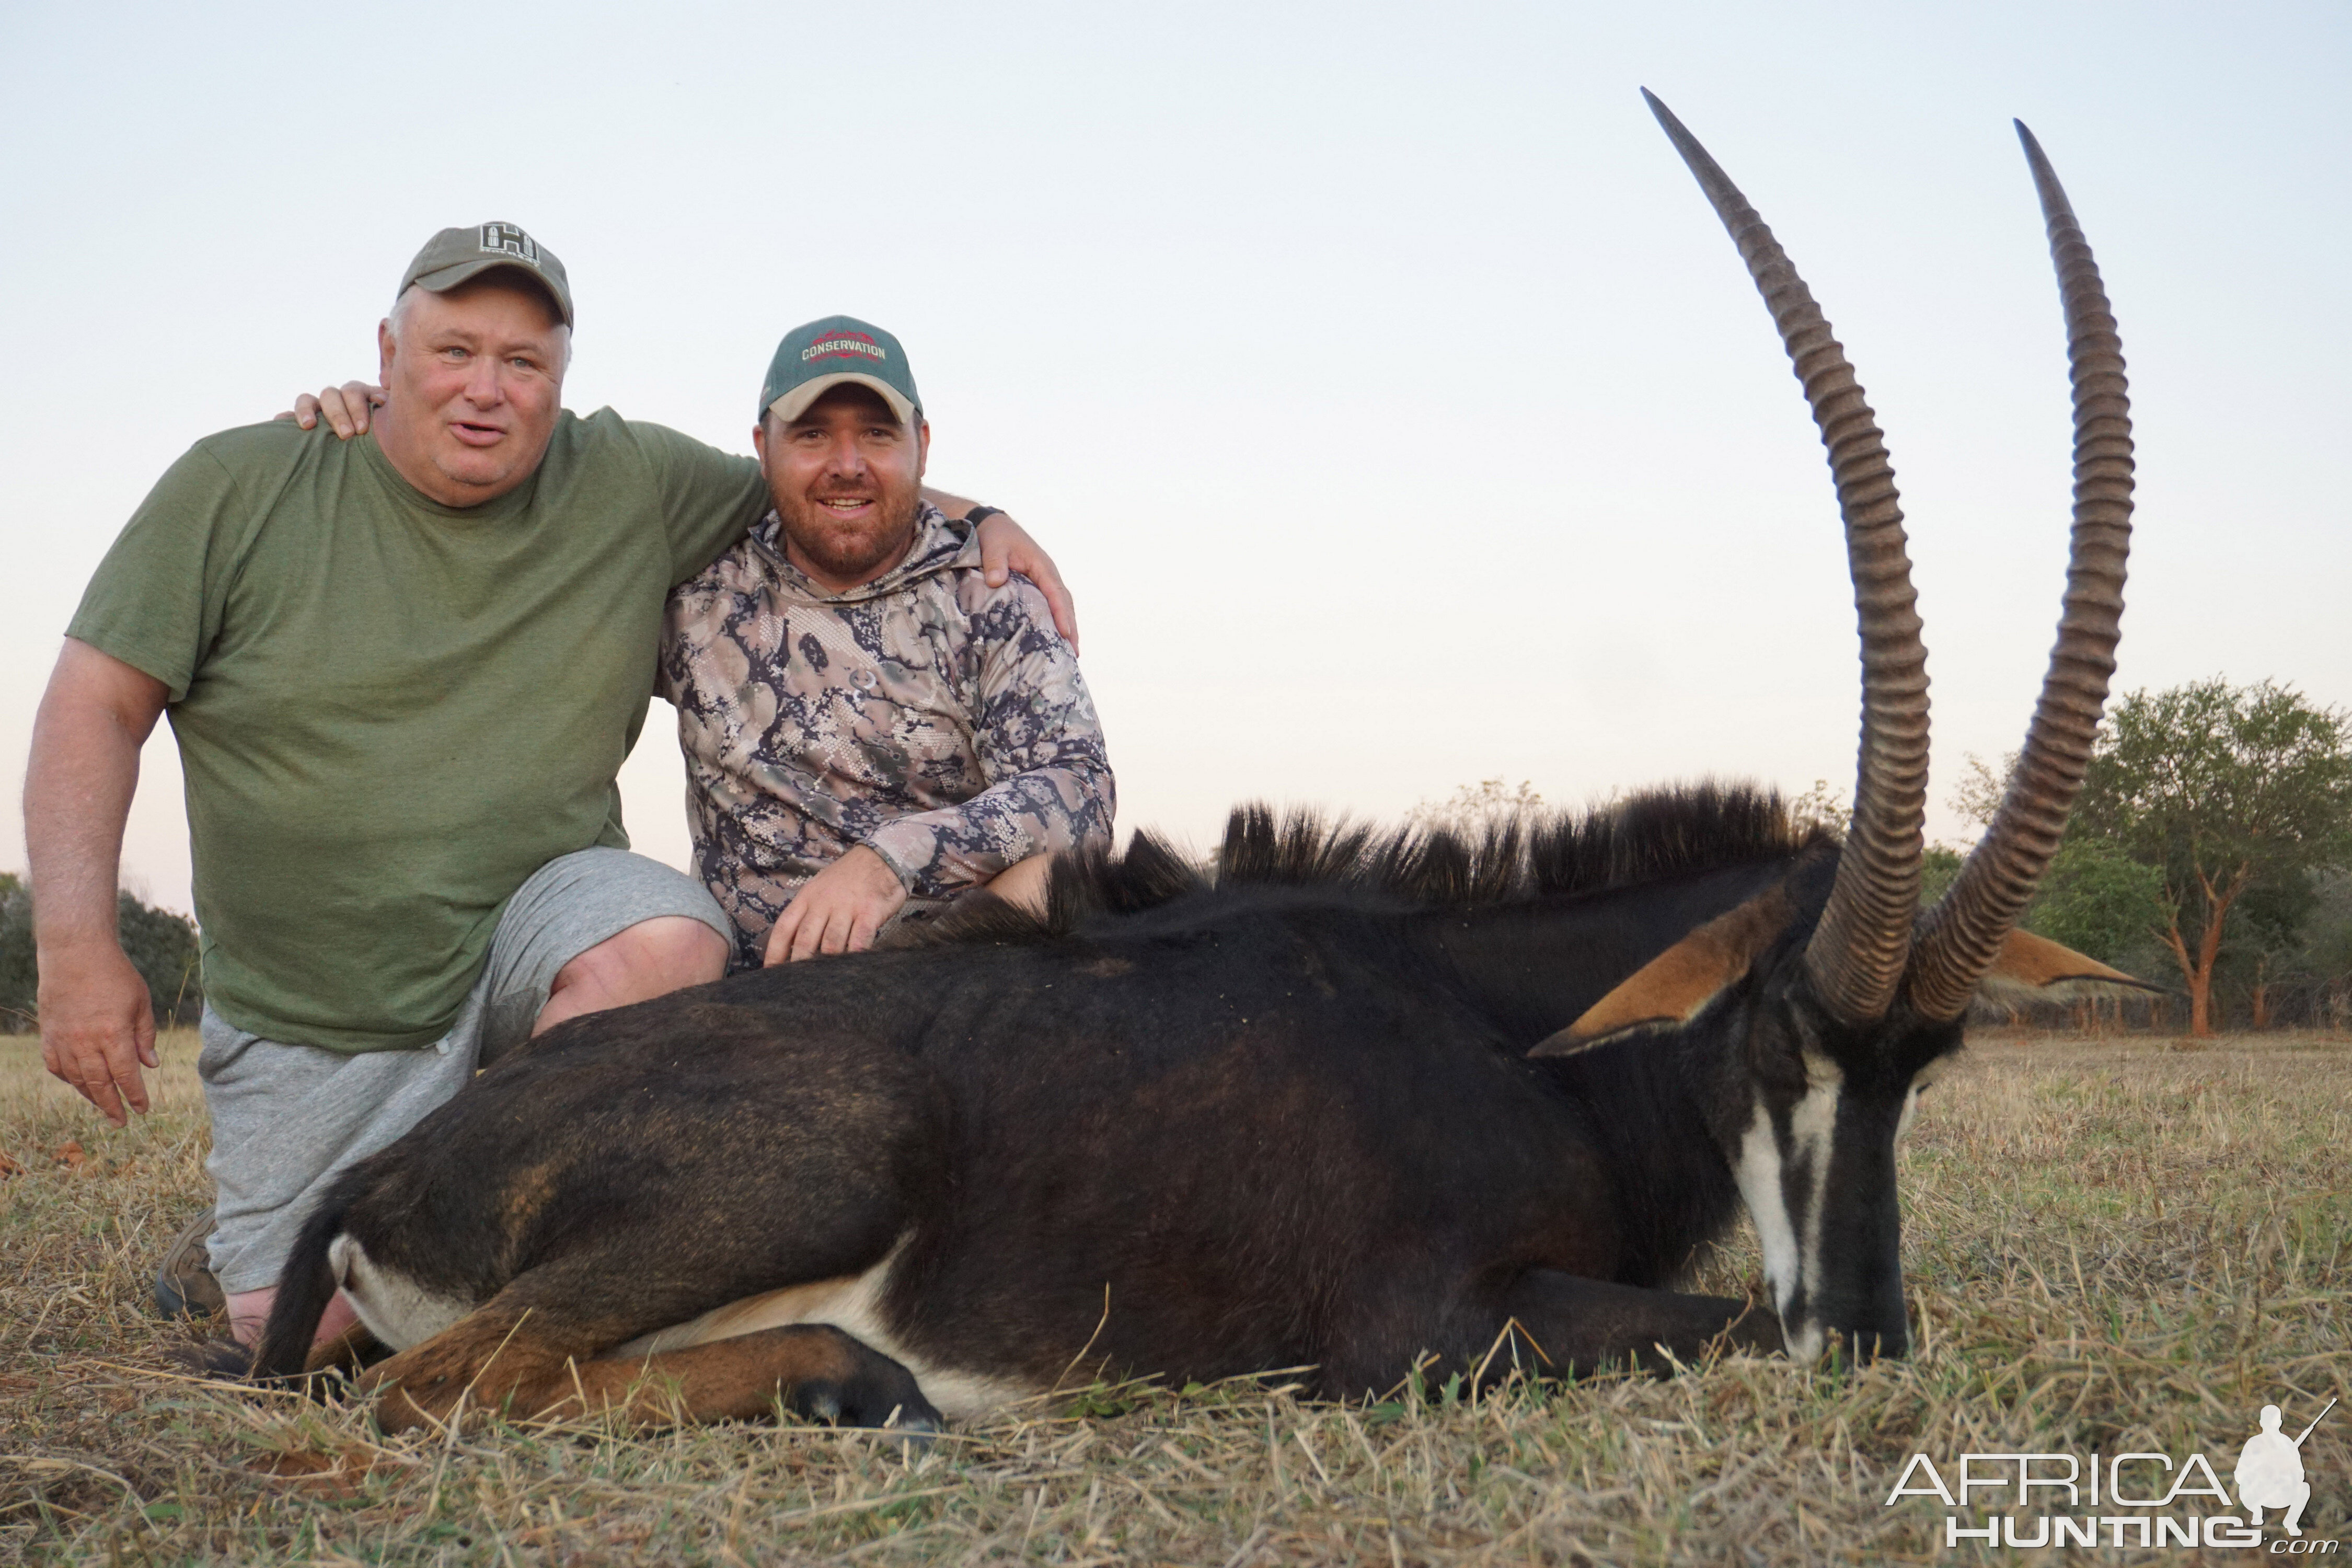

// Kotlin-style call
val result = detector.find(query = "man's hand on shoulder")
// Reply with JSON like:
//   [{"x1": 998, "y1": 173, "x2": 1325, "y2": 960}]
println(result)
[
  {"x1": 765, "y1": 846, "x2": 910, "y2": 964},
  {"x1": 960, "y1": 509, "x2": 1079, "y2": 653},
  {"x1": 276, "y1": 382, "x2": 386, "y2": 439}
]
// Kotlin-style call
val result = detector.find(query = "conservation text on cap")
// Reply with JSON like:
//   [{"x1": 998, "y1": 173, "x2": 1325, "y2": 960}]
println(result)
[{"x1": 760, "y1": 316, "x2": 921, "y2": 425}]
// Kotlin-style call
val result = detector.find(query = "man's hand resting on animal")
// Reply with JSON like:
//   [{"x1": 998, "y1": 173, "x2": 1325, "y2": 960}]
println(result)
[{"x1": 765, "y1": 846, "x2": 908, "y2": 963}]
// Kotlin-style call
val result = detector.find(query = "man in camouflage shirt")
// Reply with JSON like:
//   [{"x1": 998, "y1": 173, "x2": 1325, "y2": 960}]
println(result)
[{"x1": 658, "y1": 317, "x2": 1113, "y2": 966}]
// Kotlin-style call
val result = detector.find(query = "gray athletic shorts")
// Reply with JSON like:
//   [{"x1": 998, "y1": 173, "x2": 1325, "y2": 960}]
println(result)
[{"x1": 198, "y1": 847, "x2": 731, "y2": 1294}]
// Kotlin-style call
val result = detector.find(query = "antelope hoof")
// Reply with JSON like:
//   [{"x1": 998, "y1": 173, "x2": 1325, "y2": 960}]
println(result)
[{"x1": 789, "y1": 1353, "x2": 942, "y2": 1439}]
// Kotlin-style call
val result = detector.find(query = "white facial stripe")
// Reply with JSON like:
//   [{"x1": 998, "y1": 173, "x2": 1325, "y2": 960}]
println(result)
[
  {"x1": 1732, "y1": 1055, "x2": 1844, "y2": 1361},
  {"x1": 613, "y1": 1236, "x2": 1035, "y2": 1423},
  {"x1": 1789, "y1": 1056, "x2": 1843, "y2": 1350},
  {"x1": 1734, "y1": 1103, "x2": 1800, "y2": 1316},
  {"x1": 329, "y1": 1235, "x2": 470, "y2": 1352}
]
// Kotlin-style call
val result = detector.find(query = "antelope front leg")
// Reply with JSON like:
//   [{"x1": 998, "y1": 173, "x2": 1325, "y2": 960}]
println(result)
[
  {"x1": 360, "y1": 1301, "x2": 595, "y2": 1432},
  {"x1": 355, "y1": 1259, "x2": 677, "y2": 1432},
  {"x1": 1479, "y1": 1269, "x2": 1781, "y2": 1380},
  {"x1": 362, "y1": 1307, "x2": 939, "y2": 1434},
  {"x1": 523, "y1": 1325, "x2": 941, "y2": 1433}
]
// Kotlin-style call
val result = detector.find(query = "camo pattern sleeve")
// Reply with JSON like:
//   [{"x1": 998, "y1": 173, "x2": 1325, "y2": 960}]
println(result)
[
  {"x1": 860, "y1": 571, "x2": 1114, "y2": 898},
  {"x1": 659, "y1": 506, "x2": 1114, "y2": 964}
]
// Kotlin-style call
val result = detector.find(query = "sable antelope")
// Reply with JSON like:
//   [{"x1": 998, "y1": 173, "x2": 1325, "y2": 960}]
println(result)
[{"x1": 255, "y1": 95, "x2": 2145, "y2": 1434}]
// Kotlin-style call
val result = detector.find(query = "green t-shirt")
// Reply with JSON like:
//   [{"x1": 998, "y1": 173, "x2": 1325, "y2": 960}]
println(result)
[{"x1": 66, "y1": 411, "x2": 767, "y2": 1053}]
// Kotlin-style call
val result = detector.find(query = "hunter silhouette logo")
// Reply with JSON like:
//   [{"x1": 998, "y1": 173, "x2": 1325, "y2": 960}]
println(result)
[
  {"x1": 2240, "y1": 1400, "x2": 2333, "y2": 1538},
  {"x1": 1884, "y1": 1396, "x2": 2338, "y2": 1551}
]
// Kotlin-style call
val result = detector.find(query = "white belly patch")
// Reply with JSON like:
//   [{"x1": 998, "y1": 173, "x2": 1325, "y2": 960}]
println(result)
[
  {"x1": 611, "y1": 1240, "x2": 1034, "y2": 1422},
  {"x1": 329, "y1": 1235, "x2": 471, "y2": 1352}
]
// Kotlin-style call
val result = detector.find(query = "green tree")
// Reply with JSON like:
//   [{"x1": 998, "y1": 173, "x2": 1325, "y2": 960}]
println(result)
[
  {"x1": 1785, "y1": 778, "x2": 1850, "y2": 839},
  {"x1": 1920, "y1": 844, "x2": 1964, "y2": 910},
  {"x1": 1951, "y1": 750, "x2": 2169, "y2": 972},
  {"x1": 2292, "y1": 869, "x2": 2352, "y2": 1029},
  {"x1": 117, "y1": 891, "x2": 204, "y2": 1028},
  {"x1": 2019, "y1": 839, "x2": 2169, "y2": 967},
  {"x1": 1797, "y1": 777, "x2": 1967, "y2": 904},
  {"x1": 2298, "y1": 869, "x2": 2352, "y2": 980},
  {"x1": 1407, "y1": 778, "x2": 1544, "y2": 836},
  {"x1": 2071, "y1": 679, "x2": 2352, "y2": 1036},
  {"x1": 0, "y1": 874, "x2": 32, "y2": 1032},
  {"x1": 0, "y1": 879, "x2": 203, "y2": 1032}
]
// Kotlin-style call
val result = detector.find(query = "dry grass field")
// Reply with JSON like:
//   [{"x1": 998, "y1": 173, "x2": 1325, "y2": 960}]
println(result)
[{"x1": 2, "y1": 1027, "x2": 2345, "y2": 1565}]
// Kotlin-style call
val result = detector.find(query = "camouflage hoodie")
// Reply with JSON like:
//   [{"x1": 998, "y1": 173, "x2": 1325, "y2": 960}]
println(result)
[{"x1": 658, "y1": 503, "x2": 1114, "y2": 965}]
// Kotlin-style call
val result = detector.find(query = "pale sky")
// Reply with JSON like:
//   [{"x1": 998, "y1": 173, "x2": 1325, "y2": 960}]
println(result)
[{"x1": 4, "y1": 2, "x2": 2346, "y2": 916}]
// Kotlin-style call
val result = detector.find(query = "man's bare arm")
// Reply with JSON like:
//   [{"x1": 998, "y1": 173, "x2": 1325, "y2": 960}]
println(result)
[
  {"x1": 286, "y1": 384, "x2": 1081, "y2": 649},
  {"x1": 25, "y1": 639, "x2": 170, "y2": 1125}
]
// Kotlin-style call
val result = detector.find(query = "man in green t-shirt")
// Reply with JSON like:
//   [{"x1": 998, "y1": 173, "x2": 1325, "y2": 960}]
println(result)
[{"x1": 24, "y1": 222, "x2": 1068, "y2": 1351}]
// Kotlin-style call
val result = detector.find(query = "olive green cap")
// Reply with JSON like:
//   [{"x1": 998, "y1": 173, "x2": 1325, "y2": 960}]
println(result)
[
  {"x1": 759, "y1": 316, "x2": 921, "y2": 425},
  {"x1": 396, "y1": 222, "x2": 573, "y2": 328}
]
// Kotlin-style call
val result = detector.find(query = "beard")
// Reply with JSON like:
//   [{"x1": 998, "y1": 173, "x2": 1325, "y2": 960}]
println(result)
[{"x1": 777, "y1": 488, "x2": 922, "y2": 586}]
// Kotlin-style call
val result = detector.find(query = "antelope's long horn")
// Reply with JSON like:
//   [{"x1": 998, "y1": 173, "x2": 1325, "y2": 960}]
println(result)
[
  {"x1": 1645, "y1": 90, "x2": 1930, "y2": 1025},
  {"x1": 1903, "y1": 124, "x2": 2132, "y2": 1021}
]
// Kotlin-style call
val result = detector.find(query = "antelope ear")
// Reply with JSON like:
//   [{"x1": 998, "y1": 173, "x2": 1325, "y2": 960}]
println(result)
[
  {"x1": 1530, "y1": 885, "x2": 1797, "y2": 1057},
  {"x1": 1976, "y1": 928, "x2": 2160, "y2": 998}
]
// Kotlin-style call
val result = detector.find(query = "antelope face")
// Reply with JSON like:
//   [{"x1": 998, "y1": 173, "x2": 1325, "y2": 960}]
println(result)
[
  {"x1": 1570, "y1": 96, "x2": 2138, "y2": 1366},
  {"x1": 1722, "y1": 983, "x2": 1963, "y2": 1362},
  {"x1": 1635, "y1": 94, "x2": 2134, "y2": 1359}
]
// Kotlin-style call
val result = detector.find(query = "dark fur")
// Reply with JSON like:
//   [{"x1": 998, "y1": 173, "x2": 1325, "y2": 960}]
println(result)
[
  {"x1": 257, "y1": 783, "x2": 1948, "y2": 1422},
  {"x1": 917, "y1": 779, "x2": 1821, "y2": 948}
]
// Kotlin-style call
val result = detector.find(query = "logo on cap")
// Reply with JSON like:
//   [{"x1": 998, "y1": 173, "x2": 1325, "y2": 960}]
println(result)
[
  {"x1": 479, "y1": 223, "x2": 540, "y2": 264},
  {"x1": 801, "y1": 331, "x2": 888, "y2": 365}
]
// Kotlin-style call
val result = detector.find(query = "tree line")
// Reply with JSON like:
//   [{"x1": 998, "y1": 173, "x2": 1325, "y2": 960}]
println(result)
[
  {"x1": 8, "y1": 676, "x2": 2345, "y2": 1044},
  {"x1": 1424, "y1": 678, "x2": 2352, "y2": 1040},
  {"x1": 1959, "y1": 677, "x2": 2352, "y2": 1037},
  {"x1": 0, "y1": 874, "x2": 204, "y2": 1033}
]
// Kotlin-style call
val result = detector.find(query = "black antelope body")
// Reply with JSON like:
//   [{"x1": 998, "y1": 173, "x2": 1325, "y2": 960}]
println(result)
[{"x1": 255, "y1": 96, "x2": 2146, "y2": 1434}]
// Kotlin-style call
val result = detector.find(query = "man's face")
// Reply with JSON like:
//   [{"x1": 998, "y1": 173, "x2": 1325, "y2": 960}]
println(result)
[
  {"x1": 374, "y1": 278, "x2": 568, "y2": 507},
  {"x1": 754, "y1": 384, "x2": 930, "y2": 592}
]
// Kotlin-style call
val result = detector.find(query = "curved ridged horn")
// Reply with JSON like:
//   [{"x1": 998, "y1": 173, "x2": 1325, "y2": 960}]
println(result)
[
  {"x1": 1903, "y1": 124, "x2": 2132, "y2": 1021},
  {"x1": 1644, "y1": 90, "x2": 1931, "y2": 1025}
]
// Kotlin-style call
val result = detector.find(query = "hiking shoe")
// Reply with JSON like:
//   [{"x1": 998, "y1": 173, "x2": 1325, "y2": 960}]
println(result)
[{"x1": 154, "y1": 1208, "x2": 226, "y2": 1319}]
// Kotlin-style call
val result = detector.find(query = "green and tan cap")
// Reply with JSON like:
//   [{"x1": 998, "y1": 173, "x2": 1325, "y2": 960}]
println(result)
[
  {"x1": 759, "y1": 315, "x2": 921, "y2": 425},
  {"x1": 396, "y1": 222, "x2": 573, "y2": 328}
]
